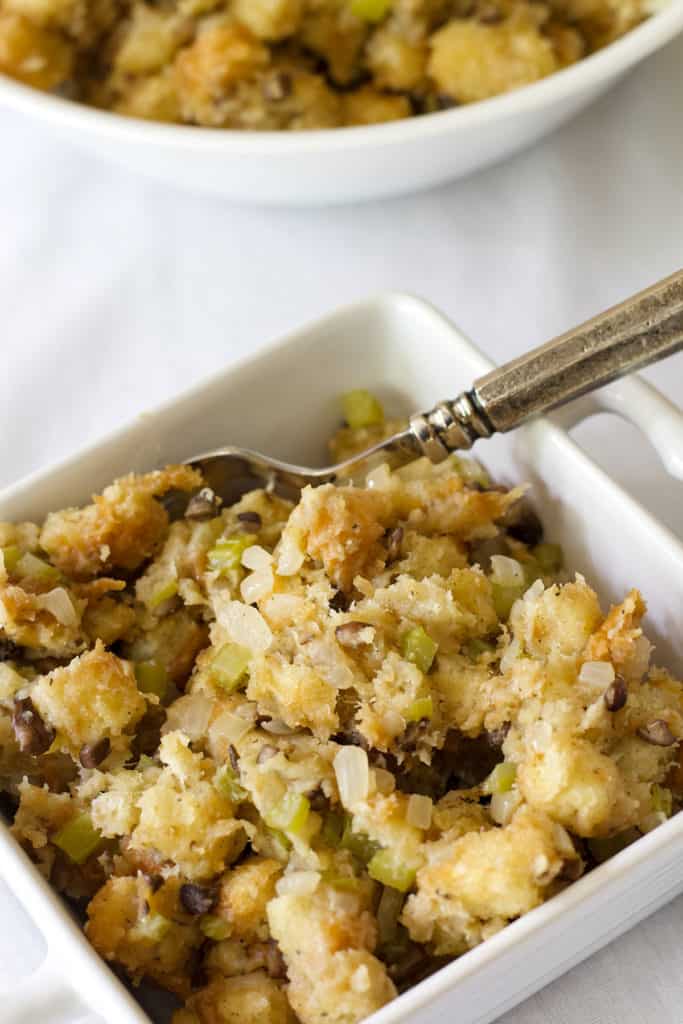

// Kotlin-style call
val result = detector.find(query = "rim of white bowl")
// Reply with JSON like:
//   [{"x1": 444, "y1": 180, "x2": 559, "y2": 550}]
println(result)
[{"x1": 0, "y1": 2, "x2": 682, "y2": 153}]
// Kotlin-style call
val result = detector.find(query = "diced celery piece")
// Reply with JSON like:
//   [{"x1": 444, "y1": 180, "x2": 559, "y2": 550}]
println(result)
[
  {"x1": 321, "y1": 809, "x2": 345, "y2": 847},
  {"x1": 652, "y1": 783, "x2": 672, "y2": 817},
  {"x1": 15, "y1": 552, "x2": 60, "y2": 583},
  {"x1": 215, "y1": 765, "x2": 248, "y2": 803},
  {"x1": 463, "y1": 637, "x2": 497, "y2": 660},
  {"x1": 342, "y1": 389, "x2": 385, "y2": 429},
  {"x1": 265, "y1": 792, "x2": 310, "y2": 835},
  {"x1": 208, "y1": 534, "x2": 257, "y2": 574},
  {"x1": 376, "y1": 885, "x2": 405, "y2": 944},
  {"x1": 209, "y1": 643, "x2": 251, "y2": 692},
  {"x1": 268, "y1": 828, "x2": 292, "y2": 857},
  {"x1": 450, "y1": 455, "x2": 490, "y2": 489},
  {"x1": 148, "y1": 578, "x2": 178, "y2": 610},
  {"x1": 483, "y1": 762, "x2": 516, "y2": 795},
  {"x1": 532, "y1": 542, "x2": 564, "y2": 575},
  {"x1": 53, "y1": 813, "x2": 103, "y2": 865},
  {"x1": 368, "y1": 849, "x2": 416, "y2": 893},
  {"x1": 135, "y1": 660, "x2": 169, "y2": 699},
  {"x1": 404, "y1": 696, "x2": 433, "y2": 723},
  {"x1": 200, "y1": 915, "x2": 231, "y2": 941},
  {"x1": 1, "y1": 545, "x2": 22, "y2": 574},
  {"x1": 350, "y1": 0, "x2": 392, "y2": 22},
  {"x1": 587, "y1": 829, "x2": 639, "y2": 864},
  {"x1": 131, "y1": 911, "x2": 171, "y2": 943},
  {"x1": 323, "y1": 872, "x2": 364, "y2": 892},
  {"x1": 401, "y1": 626, "x2": 438, "y2": 674},
  {"x1": 340, "y1": 816, "x2": 380, "y2": 863},
  {"x1": 491, "y1": 582, "x2": 524, "y2": 620}
]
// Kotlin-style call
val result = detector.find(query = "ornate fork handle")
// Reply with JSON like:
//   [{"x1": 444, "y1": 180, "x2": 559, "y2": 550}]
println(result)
[{"x1": 410, "y1": 270, "x2": 683, "y2": 460}]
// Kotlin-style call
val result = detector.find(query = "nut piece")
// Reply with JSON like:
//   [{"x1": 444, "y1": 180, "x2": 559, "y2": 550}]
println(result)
[
  {"x1": 385, "y1": 527, "x2": 404, "y2": 564},
  {"x1": 179, "y1": 883, "x2": 218, "y2": 915},
  {"x1": 604, "y1": 677, "x2": 627, "y2": 712},
  {"x1": 637, "y1": 719, "x2": 676, "y2": 746},
  {"x1": 12, "y1": 698, "x2": 55, "y2": 755},
  {"x1": 335, "y1": 622, "x2": 372, "y2": 648},
  {"x1": 237, "y1": 511, "x2": 262, "y2": 530},
  {"x1": 79, "y1": 737, "x2": 112, "y2": 769},
  {"x1": 185, "y1": 488, "x2": 222, "y2": 521}
]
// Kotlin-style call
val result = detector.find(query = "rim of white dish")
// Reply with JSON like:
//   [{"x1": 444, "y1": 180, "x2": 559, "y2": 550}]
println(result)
[{"x1": 0, "y1": 3, "x2": 682, "y2": 153}]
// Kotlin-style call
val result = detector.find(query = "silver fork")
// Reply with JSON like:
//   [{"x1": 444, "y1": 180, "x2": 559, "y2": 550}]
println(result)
[{"x1": 187, "y1": 271, "x2": 683, "y2": 506}]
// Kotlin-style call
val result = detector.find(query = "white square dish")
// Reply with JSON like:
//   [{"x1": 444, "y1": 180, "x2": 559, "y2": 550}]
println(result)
[{"x1": 2, "y1": 293, "x2": 683, "y2": 1024}]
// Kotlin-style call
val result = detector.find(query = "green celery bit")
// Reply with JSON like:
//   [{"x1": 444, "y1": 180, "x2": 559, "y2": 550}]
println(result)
[
  {"x1": 268, "y1": 828, "x2": 292, "y2": 857},
  {"x1": 491, "y1": 582, "x2": 524, "y2": 620},
  {"x1": 131, "y1": 911, "x2": 171, "y2": 943},
  {"x1": 483, "y1": 762, "x2": 516, "y2": 795},
  {"x1": 200, "y1": 915, "x2": 231, "y2": 941},
  {"x1": 404, "y1": 696, "x2": 433, "y2": 723},
  {"x1": 340, "y1": 816, "x2": 380, "y2": 863},
  {"x1": 532, "y1": 542, "x2": 564, "y2": 575},
  {"x1": 588, "y1": 829, "x2": 640, "y2": 864},
  {"x1": 321, "y1": 809, "x2": 345, "y2": 847},
  {"x1": 463, "y1": 637, "x2": 496, "y2": 660},
  {"x1": 54, "y1": 813, "x2": 103, "y2": 865},
  {"x1": 1, "y1": 545, "x2": 22, "y2": 574},
  {"x1": 450, "y1": 455, "x2": 490, "y2": 489},
  {"x1": 15, "y1": 552, "x2": 60, "y2": 583},
  {"x1": 342, "y1": 389, "x2": 385, "y2": 429},
  {"x1": 135, "y1": 660, "x2": 169, "y2": 699},
  {"x1": 652, "y1": 783, "x2": 672, "y2": 817},
  {"x1": 350, "y1": 0, "x2": 392, "y2": 22},
  {"x1": 323, "y1": 872, "x2": 364, "y2": 892},
  {"x1": 148, "y1": 578, "x2": 178, "y2": 609},
  {"x1": 265, "y1": 792, "x2": 310, "y2": 834},
  {"x1": 215, "y1": 765, "x2": 248, "y2": 803},
  {"x1": 401, "y1": 626, "x2": 438, "y2": 674},
  {"x1": 368, "y1": 849, "x2": 416, "y2": 893},
  {"x1": 210, "y1": 643, "x2": 251, "y2": 692},
  {"x1": 208, "y1": 534, "x2": 257, "y2": 574},
  {"x1": 376, "y1": 885, "x2": 405, "y2": 944}
]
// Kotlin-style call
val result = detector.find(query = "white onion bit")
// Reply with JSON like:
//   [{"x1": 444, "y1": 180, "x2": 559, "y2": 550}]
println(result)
[
  {"x1": 490, "y1": 788, "x2": 522, "y2": 826},
  {"x1": 276, "y1": 530, "x2": 306, "y2": 576},
  {"x1": 276, "y1": 871, "x2": 321, "y2": 896},
  {"x1": 334, "y1": 746, "x2": 370, "y2": 809},
  {"x1": 490, "y1": 555, "x2": 526, "y2": 587},
  {"x1": 579, "y1": 661, "x2": 615, "y2": 687},
  {"x1": 36, "y1": 587, "x2": 79, "y2": 627},
  {"x1": 240, "y1": 569, "x2": 274, "y2": 605},
  {"x1": 406, "y1": 793, "x2": 433, "y2": 830},
  {"x1": 241, "y1": 545, "x2": 273, "y2": 571}
]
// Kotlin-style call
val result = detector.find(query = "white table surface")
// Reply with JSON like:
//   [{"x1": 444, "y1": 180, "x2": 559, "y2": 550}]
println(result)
[{"x1": 1, "y1": 29, "x2": 683, "y2": 1024}]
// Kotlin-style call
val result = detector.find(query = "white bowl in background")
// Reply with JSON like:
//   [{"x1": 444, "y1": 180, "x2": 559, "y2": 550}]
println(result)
[
  {"x1": 2, "y1": 292, "x2": 683, "y2": 1024},
  {"x1": 1, "y1": 4, "x2": 683, "y2": 204}
]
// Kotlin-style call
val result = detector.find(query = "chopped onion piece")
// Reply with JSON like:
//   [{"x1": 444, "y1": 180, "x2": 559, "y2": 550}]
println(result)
[
  {"x1": 579, "y1": 661, "x2": 615, "y2": 687},
  {"x1": 365, "y1": 463, "x2": 392, "y2": 490},
  {"x1": 334, "y1": 746, "x2": 370, "y2": 809},
  {"x1": 490, "y1": 555, "x2": 526, "y2": 588},
  {"x1": 490, "y1": 788, "x2": 521, "y2": 826},
  {"x1": 262, "y1": 718, "x2": 297, "y2": 736},
  {"x1": 306, "y1": 637, "x2": 354, "y2": 690},
  {"x1": 214, "y1": 597, "x2": 272, "y2": 653},
  {"x1": 241, "y1": 545, "x2": 273, "y2": 571},
  {"x1": 162, "y1": 692, "x2": 212, "y2": 740},
  {"x1": 36, "y1": 587, "x2": 79, "y2": 627},
  {"x1": 276, "y1": 870, "x2": 321, "y2": 896},
  {"x1": 240, "y1": 569, "x2": 274, "y2": 605},
  {"x1": 276, "y1": 529, "x2": 306, "y2": 576},
  {"x1": 209, "y1": 709, "x2": 253, "y2": 747},
  {"x1": 406, "y1": 793, "x2": 433, "y2": 830}
]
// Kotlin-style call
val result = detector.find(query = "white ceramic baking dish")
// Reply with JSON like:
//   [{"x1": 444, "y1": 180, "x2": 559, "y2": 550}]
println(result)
[
  {"x1": 2, "y1": 293, "x2": 683, "y2": 1024},
  {"x1": 1, "y1": 3, "x2": 682, "y2": 204}
]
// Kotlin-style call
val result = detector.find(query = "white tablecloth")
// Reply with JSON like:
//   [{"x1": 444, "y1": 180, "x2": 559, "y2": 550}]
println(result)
[{"x1": 1, "y1": 28, "x2": 683, "y2": 1024}]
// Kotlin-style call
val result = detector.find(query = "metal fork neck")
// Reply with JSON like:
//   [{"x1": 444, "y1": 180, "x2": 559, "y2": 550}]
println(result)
[{"x1": 409, "y1": 391, "x2": 494, "y2": 461}]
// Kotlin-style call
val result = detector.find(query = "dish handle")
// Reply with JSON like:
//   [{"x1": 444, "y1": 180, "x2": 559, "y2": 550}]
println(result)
[
  {"x1": 550, "y1": 374, "x2": 683, "y2": 480},
  {"x1": 5, "y1": 949, "x2": 94, "y2": 1024}
]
